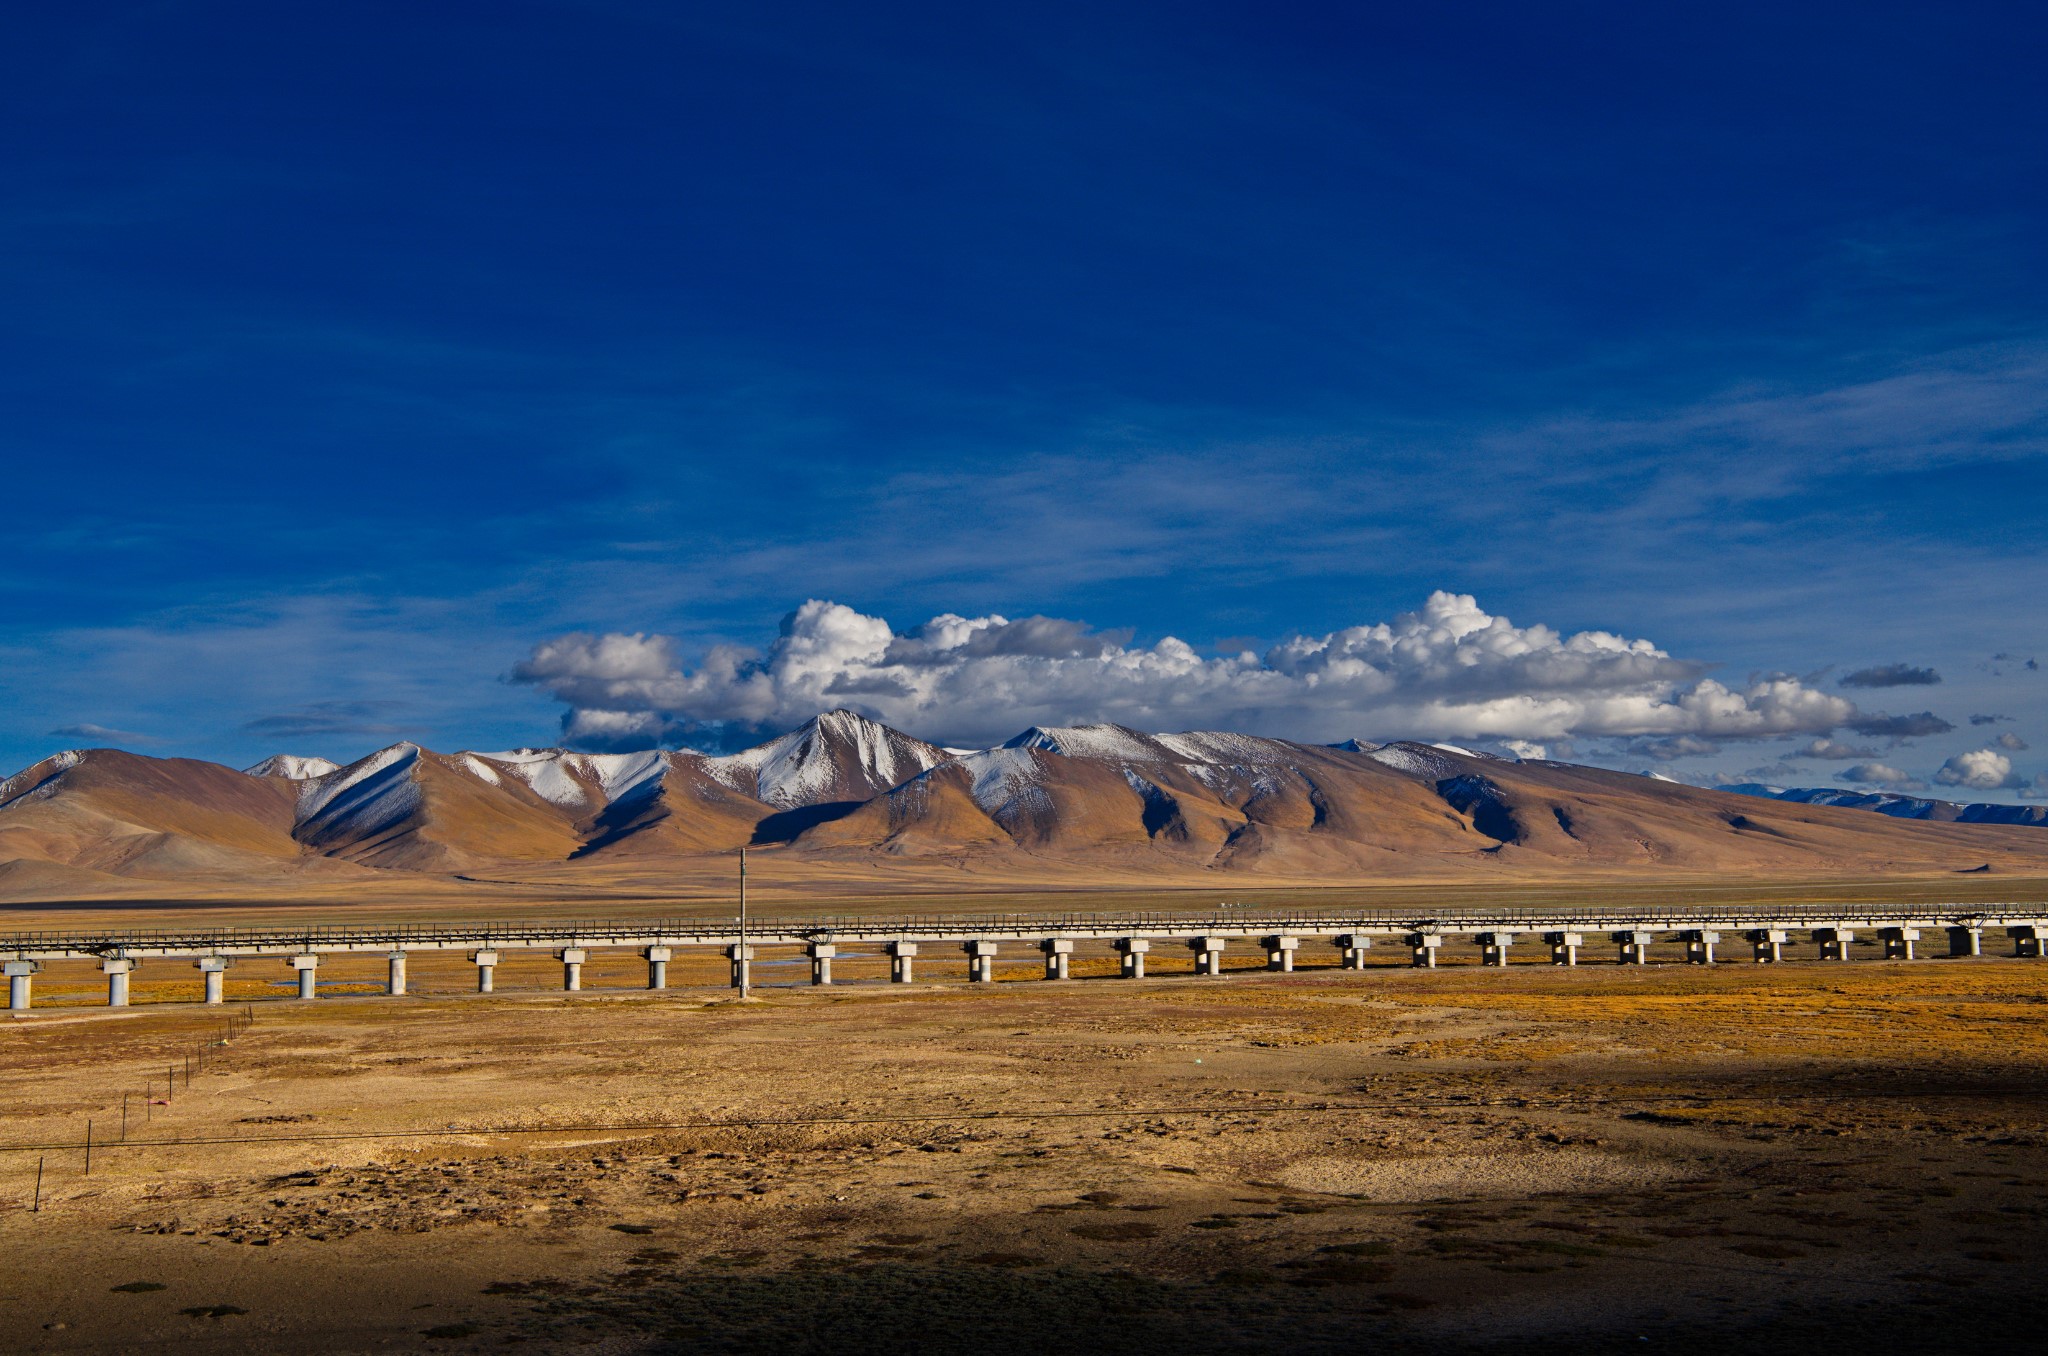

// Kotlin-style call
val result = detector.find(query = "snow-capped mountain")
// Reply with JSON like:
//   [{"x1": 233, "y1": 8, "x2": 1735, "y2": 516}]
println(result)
[
  {"x1": 4, "y1": 714, "x2": 2046, "y2": 894},
  {"x1": 703, "y1": 710, "x2": 947, "y2": 808},
  {"x1": 243, "y1": 754, "x2": 340, "y2": 781}
]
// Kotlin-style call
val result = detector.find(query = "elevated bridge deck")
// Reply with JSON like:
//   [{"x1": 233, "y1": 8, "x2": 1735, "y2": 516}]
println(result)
[{"x1": 4, "y1": 902, "x2": 2043, "y2": 1009}]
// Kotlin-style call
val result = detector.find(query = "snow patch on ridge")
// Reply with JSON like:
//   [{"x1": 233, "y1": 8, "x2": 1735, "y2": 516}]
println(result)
[
  {"x1": 1003, "y1": 724, "x2": 1165, "y2": 761},
  {"x1": 1366, "y1": 743, "x2": 1468, "y2": 779},
  {"x1": 457, "y1": 755, "x2": 504, "y2": 786},
  {"x1": 465, "y1": 748, "x2": 613, "y2": 807},
  {"x1": 1153, "y1": 731, "x2": 1293, "y2": 764},
  {"x1": 707, "y1": 710, "x2": 942, "y2": 807},
  {"x1": 505, "y1": 756, "x2": 588, "y2": 807},
  {"x1": 297, "y1": 744, "x2": 424, "y2": 836},
  {"x1": 958, "y1": 747, "x2": 1053, "y2": 819},
  {"x1": 244, "y1": 755, "x2": 340, "y2": 781},
  {"x1": 300, "y1": 744, "x2": 421, "y2": 819},
  {"x1": 583, "y1": 750, "x2": 670, "y2": 806},
  {"x1": 0, "y1": 749, "x2": 84, "y2": 805}
]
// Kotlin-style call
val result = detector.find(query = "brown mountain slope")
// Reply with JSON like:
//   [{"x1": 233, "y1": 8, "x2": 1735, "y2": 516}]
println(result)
[
  {"x1": 293, "y1": 745, "x2": 585, "y2": 871},
  {"x1": 797, "y1": 731, "x2": 1508, "y2": 868},
  {"x1": 784, "y1": 728, "x2": 2048, "y2": 880},
  {"x1": 5, "y1": 720, "x2": 2048, "y2": 900},
  {"x1": 570, "y1": 758, "x2": 773, "y2": 857},
  {"x1": 0, "y1": 749, "x2": 307, "y2": 878},
  {"x1": 1422, "y1": 755, "x2": 2048, "y2": 875}
]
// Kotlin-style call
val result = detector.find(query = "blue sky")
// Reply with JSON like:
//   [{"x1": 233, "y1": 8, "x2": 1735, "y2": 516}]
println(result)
[{"x1": 2, "y1": 2, "x2": 2044, "y2": 797}]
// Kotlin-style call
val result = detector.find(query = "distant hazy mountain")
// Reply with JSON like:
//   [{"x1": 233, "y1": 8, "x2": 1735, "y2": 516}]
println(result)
[
  {"x1": 5, "y1": 711, "x2": 2047, "y2": 897},
  {"x1": 1723, "y1": 783, "x2": 2048, "y2": 828}
]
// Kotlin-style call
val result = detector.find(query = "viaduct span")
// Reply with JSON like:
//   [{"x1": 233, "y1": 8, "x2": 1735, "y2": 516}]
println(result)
[{"x1": 5, "y1": 903, "x2": 2046, "y2": 1011}]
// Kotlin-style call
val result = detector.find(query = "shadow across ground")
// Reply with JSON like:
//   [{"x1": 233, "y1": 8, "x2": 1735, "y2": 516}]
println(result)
[{"x1": 497, "y1": 1259, "x2": 2032, "y2": 1356}]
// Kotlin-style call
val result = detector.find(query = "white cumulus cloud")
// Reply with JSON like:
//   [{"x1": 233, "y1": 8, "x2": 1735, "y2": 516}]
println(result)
[
  {"x1": 1934, "y1": 748, "x2": 2023, "y2": 790},
  {"x1": 1796, "y1": 738, "x2": 1879, "y2": 760},
  {"x1": 1839, "y1": 762, "x2": 1919, "y2": 788},
  {"x1": 512, "y1": 593, "x2": 1864, "y2": 752}
]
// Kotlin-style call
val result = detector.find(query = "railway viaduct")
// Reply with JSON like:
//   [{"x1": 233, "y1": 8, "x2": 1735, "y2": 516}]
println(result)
[{"x1": 6, "y1": 904, "x2": 2046, "y2": 1010}]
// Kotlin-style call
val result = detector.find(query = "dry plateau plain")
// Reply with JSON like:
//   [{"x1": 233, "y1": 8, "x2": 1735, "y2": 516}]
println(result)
[{"x1": 3, "y1": 874, "x2": 2046, "y2": 1356}]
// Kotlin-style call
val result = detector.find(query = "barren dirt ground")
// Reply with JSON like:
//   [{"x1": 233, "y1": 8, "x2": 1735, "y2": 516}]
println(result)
[{"x1": 3, "y1": 948, "x2": 2045, "y2": 1355}]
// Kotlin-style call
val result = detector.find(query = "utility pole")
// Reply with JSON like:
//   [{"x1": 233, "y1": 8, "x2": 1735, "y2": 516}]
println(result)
[{"x1": 739, "y1": 847, "x2": 751, "y2": 1000}]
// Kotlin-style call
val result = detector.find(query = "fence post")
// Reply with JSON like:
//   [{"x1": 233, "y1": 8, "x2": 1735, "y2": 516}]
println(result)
[
  {"x1": 85, "y1": 1119, "x2": 92, "y2": 1176},
  {"x1": 33, "y1": 1156, "x2": 42, "y2": 1212}
]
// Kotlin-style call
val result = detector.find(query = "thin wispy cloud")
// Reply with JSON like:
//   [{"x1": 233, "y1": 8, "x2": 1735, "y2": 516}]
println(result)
[
  {"x1": 1840, "y1": 664, "x2": 1942, "y2": 689},
  {"x1": 1795, "y1": 738, "x2": 1880, "y2": 760},
  {"x1": 47, "y1": 722, "x2": 161, "y2": 745},
  {"x1": 1843, "y1": 712, "x2": 1955, "y2": 739},
  {"x1": 1839, "y1": 762, "x2": 1922, "y2": 789},
  {"x1": 240, "y1": 702, "x2": 411, "y2": 740}
]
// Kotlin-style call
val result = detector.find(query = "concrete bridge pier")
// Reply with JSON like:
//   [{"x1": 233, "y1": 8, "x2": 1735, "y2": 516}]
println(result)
[
  {"x1": 1749, "y1": 928, "x2": 1786, "y2": 963},
  {"x1": 1880, "y1": 927, "x2": 1920, "y2": 960},
  {"x1": 964, "y1": 939, "x2": 998, "y2": 983},
  {"x1": 1407, "y1": 933, "x2": 1440, "y2": 968},
  {"x1": 1948, "y1": 926, "x2": 1983, "y2": 958},
  {"x1": 1335, "y1": 934, "x2": 1371, "y2": 969},
  {"x1": 1478, "y1": 932, "x2": 1516, "y2": 967},
  {"x1": 1041, "y1": 938, "x2": 1073, "y2": 979},
  {"x1": 1190, "y1": 937, "x2": 1227, "y2": 975},
  {"x1": 1816, "y1": 927, "x2": 1855, "y2": 961},
  {"x1": 472, "y1": 950, "x2": 498, "y2": 992},
  {"x1": 6, "y1": 959, "x2": 39, "y2": 1011},
  {"x1": 559, "y1": 948, "x2": 588, "y2": 991},
  {"x1": 2010, "y1": 925, "x2": 2046, "y2": 959},
  {"x1": 289, "y1": 954, "x2": 318, "y2": 1000},
  {"x1": 387, "y1": 951, "x2": 409, "y2": 996},
  {"x1": 726, "y1": 944, "x2": 754, "y2": 989},
  {"x1": 1545, "y1": 931, "x2": 1582, "y2": 966},
  {"x1": 1615, "y1": 930, "x2": 1653, "y2": 965},
  {"x1": 645, "y1": 946, "x2": 672, "y2": 990},
  {"x1": 1263, "y1": 936, "x2": 1299, "y2": 972},
  {"x1": 103, "y1": 957, "x2": 137, "y2": 1006},
  {"x1": 1683, "y1": 930, "x2": 1721, "y2": 965},
  {"x1": 888, "y1": 941, "x2": 918, "y2": 983},
  {"x1": 808, "y1": 942, "x2": 836, "y2": 986},
  {"x1": 1115, "y1": 938, "x2": 1148, "y2": 978},
  {"x1": 196, "y1": 956, "x2": 229, "y2": 1004}
]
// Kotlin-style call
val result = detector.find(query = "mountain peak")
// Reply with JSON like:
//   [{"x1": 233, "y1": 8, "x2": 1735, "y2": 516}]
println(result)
[
  {"x1": 707, "y1": 711, "x2": 945, "y2": 808},
  {"x1": 810, "y1": 708, "x2": 886, "y2": 731},
  {"x1": 1001, "y1": 724, "x2": 1160, "y2": 760},
  {"x1": 0, "y1": 749, "x2": 86, "y2": 806},
  {"x1": 244, "y1": 754, "x2": 341, "y2": 781}
]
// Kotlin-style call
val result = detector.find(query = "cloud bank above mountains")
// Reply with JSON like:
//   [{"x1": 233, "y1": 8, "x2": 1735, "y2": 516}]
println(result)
[{"x1": 513, "y1": 593, "x2": 1869, "y2": 754}]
